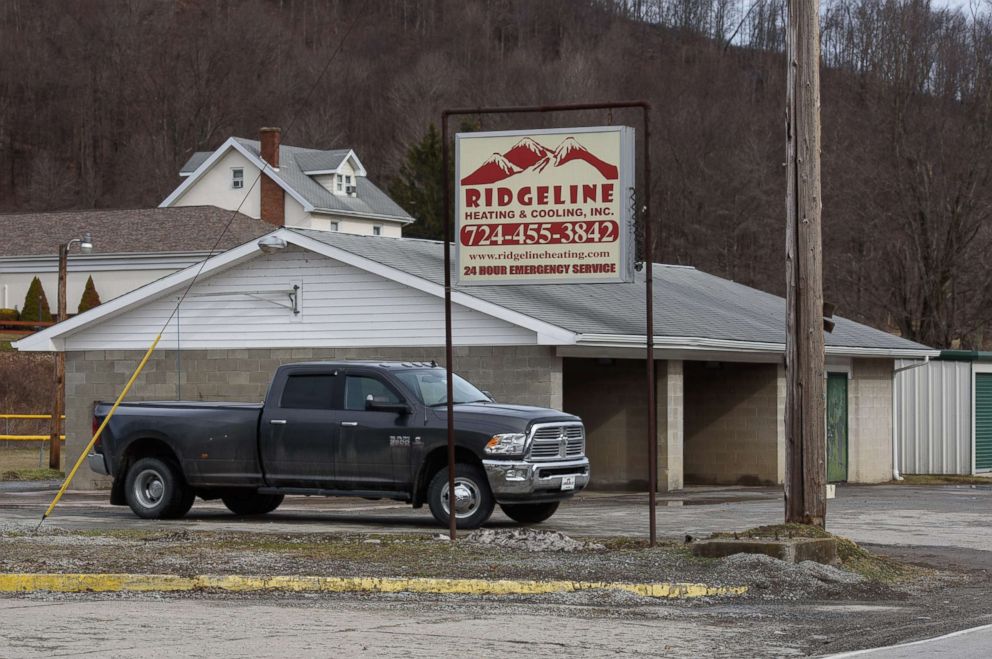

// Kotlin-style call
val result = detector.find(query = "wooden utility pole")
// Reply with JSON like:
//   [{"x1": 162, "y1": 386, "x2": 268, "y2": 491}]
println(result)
[
  {"x1": 48, "y1": 244, "x2": 68, "y2": 470},
  {"x1": 785, "y1": 0, "x2": 826, "y2": 527}
]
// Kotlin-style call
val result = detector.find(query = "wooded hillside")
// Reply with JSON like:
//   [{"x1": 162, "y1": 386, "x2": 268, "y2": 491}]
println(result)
[{"x1": 1, "y1": 0, "x2": 989, "y2": 348}]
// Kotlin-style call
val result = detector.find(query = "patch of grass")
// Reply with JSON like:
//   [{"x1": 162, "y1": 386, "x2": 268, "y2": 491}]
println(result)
[
  {"x1": 892, "y1": 474, "x2": 992, "y2": 486},
  {"x1": 0, "y1": 331, "x2": 20, "y2": 350},
  {"x1": 833, "y1": 535, "x2": 920, "y2": 582},
  {"x1": 1, "y1": 467, "x2": 63, "y2": 481},
  {"x1": 711, "y1": 523, "x2": 831, "y2": 540},
  {"x1": 0, "y1": 446, "x2": 63, "y2": 479}
]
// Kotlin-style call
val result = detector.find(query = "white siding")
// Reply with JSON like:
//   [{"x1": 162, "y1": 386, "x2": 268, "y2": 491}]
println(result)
[
  {"x1": 896, "y1": 359, "x2": 973, "y2": 475},
  {"x1": 307, "y1": 215, "x2": 402, "y2": 237},
  {"x1": 173, "y1": 150, "x2": 262, "y2": 219},
  {"x1": 62, "y1": 246, "x2": 537, "y2": 350}
]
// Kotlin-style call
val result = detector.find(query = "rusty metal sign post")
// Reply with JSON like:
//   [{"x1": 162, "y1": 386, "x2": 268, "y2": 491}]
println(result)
[{"x1": 440, "y1": 102, "x2": 656, "y2": 544}]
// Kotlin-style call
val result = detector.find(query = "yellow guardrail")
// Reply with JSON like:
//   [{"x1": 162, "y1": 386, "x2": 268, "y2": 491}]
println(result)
[{"x1": 0, "y1": 414, "x2": 66, "y2": 442}]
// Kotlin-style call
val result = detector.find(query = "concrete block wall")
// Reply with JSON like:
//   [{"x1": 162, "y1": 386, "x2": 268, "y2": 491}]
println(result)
[
  {"x1": 683, "y1": 362, "x2": 781, "y2": 485},
  {"x1": 848, "y1": 358, "x2": 893, "y2": 483},
  {"x1": 562, "y1": 358, "x2": 682, "y2": 491},
  {"x1": 65, "y1": 345, "x2": 561, "y2": 489}
]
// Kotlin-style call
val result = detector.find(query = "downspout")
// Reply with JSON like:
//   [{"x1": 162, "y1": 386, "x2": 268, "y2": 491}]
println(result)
[{"x1": 891, "y1": 355, "x2": 931, "y2": 480}]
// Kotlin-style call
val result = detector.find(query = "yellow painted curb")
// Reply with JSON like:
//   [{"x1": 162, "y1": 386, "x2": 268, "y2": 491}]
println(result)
[{"x1": 0, "y1": 573, "x2": 747, "y2": 599}]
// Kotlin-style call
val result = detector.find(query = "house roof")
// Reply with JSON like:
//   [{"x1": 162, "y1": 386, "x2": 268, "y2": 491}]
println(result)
[
  {"x1": 177, "y1": 139, "x2": 414, "y2": 224},
  {"x1": 0, "y1": 206, "x2": 272, "y2": 258},
  {"x1": 15, "y1": 227, "x2": 937, "y2": 358},
  {"x1": 292, "y1": 229, "x2": 935, "y2": 356}
]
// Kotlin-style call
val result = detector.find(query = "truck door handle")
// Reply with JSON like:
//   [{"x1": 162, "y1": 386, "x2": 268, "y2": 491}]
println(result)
[
  {"x1": 340, "y1": 421, "x2": 358, "y2": 427},
  {"x1": 270, "y1": 419, "x2": 287, "y2": 425}
]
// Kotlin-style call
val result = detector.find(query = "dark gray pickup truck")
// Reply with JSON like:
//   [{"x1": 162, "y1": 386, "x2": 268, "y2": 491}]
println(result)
[{"x1": 89, "y1": 361, "x2": 589, "y2": 528}]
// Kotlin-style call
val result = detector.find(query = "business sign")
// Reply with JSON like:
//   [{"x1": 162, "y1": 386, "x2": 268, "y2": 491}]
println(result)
[{"x1": 455, "y1": 126, "x2": 635, "y2": 285}]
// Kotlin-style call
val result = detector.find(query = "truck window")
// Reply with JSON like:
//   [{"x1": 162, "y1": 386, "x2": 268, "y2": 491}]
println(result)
[
  {"x1": 281, "y1": 373, "x2": 336, "y2": 409},
  {"x1": 344, "y1": 375, "x2": 401, "y2": 411}
]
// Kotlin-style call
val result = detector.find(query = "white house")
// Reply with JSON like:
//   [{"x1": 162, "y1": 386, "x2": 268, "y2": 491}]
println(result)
[
  {"x1": 16, "y1": 228, "x2": 937, "y2": 491},
  {"x1": 161, "y1": 127, "x2": 414, "y2": 236}
]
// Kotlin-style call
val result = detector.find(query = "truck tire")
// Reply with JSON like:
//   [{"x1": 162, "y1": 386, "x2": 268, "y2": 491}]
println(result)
[
  {"x1": 124, "y1": 457, "x2": 193, "y2": 520},
  {"x1": 221, "y1": 493, "x2": 284, "y2": 516},
  {"x1": 499, "y1": 501, "x2": 560, "y2": 524},
  {"x1": 428, "y1": 464, "x2": 495, "y2": 530}
]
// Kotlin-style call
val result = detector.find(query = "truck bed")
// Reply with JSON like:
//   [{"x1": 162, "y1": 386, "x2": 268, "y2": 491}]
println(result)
[{"x1": 95, "y1": 400, "x2": 265, "y2": 487}]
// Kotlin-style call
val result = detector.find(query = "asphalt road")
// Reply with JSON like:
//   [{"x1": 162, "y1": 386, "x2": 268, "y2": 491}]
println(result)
[
  {"x1": 0, "y1": 595, "x2": 798, "y2": 658},
  {"x1": 830, "y1": 623, "x2": 992, "y2": 658},
  {"x1": 1, "y1": 484, "x2": 990, "y2": 551}
]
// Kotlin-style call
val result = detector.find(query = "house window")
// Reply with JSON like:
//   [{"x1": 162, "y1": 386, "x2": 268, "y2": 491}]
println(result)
[
  {"x1": 345, "y1": 175, "x2": 352, "y2": 185},
  {"x1": 330, "y1": 222, "x2": 339, "y2": 232},
  {"x1": 336, "y1": 174, "x2": 343, "y2": 192},
  {"x1": 232, "y1": 168, "x2": 244, "y2": 189},
  {"x1": 373, "y1": 225, "x2": 382, "y2": 236}
]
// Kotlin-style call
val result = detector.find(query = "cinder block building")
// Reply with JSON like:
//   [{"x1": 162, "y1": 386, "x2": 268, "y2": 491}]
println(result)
[{"x1": 16, "y1": 229, "x2": 936, "y2": 490}]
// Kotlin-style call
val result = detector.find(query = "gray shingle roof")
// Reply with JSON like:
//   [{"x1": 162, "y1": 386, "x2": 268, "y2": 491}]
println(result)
[
  {"x1": 179, "y1": 152, "x2": 211, "y2": 174},
  {"x1": 294, "y1": 149, "x2": 351, "y2": 173},
  {"x1": 232, "y1": 139, "x2": 413, "y2": 223},
  {"x1": 292, "y1": 229, "x2": 933, "y2": 354},
  {"x1": 0, "y1": 206, "x2": 272, "y2": 257}
]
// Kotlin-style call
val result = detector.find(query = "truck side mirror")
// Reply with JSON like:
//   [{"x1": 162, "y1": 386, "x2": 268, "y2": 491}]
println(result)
[{"x1": 365, "y1": 394, "x2": 411, "y2": 415}]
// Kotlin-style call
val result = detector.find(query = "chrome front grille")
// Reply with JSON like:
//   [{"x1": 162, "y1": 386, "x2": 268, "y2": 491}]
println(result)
[{"x1": 527, "y1": 423, "x2": 585, "y2": 461}]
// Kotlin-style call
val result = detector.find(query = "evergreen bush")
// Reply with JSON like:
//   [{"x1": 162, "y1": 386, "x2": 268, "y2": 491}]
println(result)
[
  {"x1": 20, "y1": 277, "x2": 53, "y2": 322},
  {"x1": 77, "y1": 275, "x2": 102, "y2": 313},
  {"x1": 0, "y1": 308, "x2": 18, "y2": 322}
]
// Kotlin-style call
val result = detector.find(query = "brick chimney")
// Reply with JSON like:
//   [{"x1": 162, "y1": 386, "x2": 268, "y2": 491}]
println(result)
[{"x1": 259, "y1": 127, "x2": 284, "y2": 227}]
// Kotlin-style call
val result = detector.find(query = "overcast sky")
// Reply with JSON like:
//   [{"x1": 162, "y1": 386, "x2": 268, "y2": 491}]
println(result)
[{"x1": 932, "y1": 0, "x2": 986, "y2": 12}]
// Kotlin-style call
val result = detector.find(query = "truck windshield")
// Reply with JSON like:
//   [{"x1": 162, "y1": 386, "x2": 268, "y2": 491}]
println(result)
[{"x1": 395, "y1": 370, "x2": 491, "y2": 406}]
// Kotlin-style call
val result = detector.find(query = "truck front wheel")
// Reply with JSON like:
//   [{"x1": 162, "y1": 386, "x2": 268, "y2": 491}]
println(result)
[
  {"x1": 500, "y1": 501, "x2": 560, "y2": 524},
  {"x1": 428, "y1": 464, "x2": 495, "y2": 530},
  {"x1": 221, "y1": 493, "x2": 284, "y2": 516},
  {"x1": 124, "y1": 457, "x2": 194, "y2": 520}
]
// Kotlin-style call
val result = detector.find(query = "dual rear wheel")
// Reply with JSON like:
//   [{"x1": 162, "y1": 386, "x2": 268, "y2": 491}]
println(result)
[{"x1": 123, "y1": 457, "x2": 283, "y2": 519}]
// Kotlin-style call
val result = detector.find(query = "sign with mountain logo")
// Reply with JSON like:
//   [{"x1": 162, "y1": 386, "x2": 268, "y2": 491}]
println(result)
[{"x1": 455, "y1": 126, "x2": 635, "y2": 285}]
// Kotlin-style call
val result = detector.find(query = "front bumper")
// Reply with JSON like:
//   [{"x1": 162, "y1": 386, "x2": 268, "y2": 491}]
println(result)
[
  {"x1": 87, "y1": 452, "x2": 109, "y2": 475},
  {"x1": 483, "y1": 457, "x2": 590, "y2": 502}
]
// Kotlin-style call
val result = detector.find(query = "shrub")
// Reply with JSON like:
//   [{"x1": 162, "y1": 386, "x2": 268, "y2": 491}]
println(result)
[
  {"x1": 0, "y1": 308, "x2": 18, "y2": 322},
  {"x1": 20, "y1": 277, "x2": 52, "y2": 322},
  {"x1": 77, "y1": 275, "x2": 102, "y2": 314}
]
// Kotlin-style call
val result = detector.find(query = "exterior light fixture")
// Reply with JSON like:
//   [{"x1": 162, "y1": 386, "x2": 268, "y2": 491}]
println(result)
[{"x1": 257, "y1": 235, "x2": 287, "y2": 254}]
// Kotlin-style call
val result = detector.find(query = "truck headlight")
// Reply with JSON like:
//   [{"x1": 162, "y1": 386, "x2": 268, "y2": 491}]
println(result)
[{"x1": 485, "y1": 433, "x2": 527, "y2": 456}]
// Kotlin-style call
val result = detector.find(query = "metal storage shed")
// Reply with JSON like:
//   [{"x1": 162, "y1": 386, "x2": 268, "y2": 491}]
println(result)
[{"x1": 896, "y1": 351, "x2": 992, "y2": 475}]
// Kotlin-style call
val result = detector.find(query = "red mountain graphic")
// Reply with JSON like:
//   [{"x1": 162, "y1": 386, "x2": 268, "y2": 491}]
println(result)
[
  {"x1": 460, "y1": 136, "x2": 618, "y2": 185},
  {"x1": 503, "y1": 137, "x2": 551, "y2": 170},
  {"x1": 460, "y1": 153, "x2": 521, "y2": 185}
]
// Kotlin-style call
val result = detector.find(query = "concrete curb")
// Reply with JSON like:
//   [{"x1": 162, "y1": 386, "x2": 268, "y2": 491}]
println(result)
[{"x1": 0, "y1": 573, "x2": 748, "y2": 599}]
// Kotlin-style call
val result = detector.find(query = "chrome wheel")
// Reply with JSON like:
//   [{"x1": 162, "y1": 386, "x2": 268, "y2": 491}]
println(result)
[
  {"x1": 441, "y1": 477, "x2": 482, "y2": 519},
  {"x1": 133, "y1": 468, "x2": 166, "y2": 509}
]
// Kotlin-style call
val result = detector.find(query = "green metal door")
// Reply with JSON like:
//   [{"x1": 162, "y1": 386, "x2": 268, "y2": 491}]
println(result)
[
  {"x1": 827, "y1": 373, "x2": 848, "y2": 483},
  {"x1": 976, "y1": 373, "x2": 992, "y2": 472}
]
